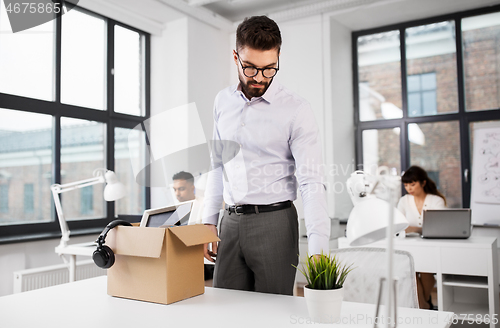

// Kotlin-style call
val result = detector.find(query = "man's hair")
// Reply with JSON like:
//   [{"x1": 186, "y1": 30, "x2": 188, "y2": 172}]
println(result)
[
  {"x1": 236, "y1": 16, "x2": 282, "y2": 52},
  {"x1": 172, "y1": 171, "x2": 194, "y2": 184}
]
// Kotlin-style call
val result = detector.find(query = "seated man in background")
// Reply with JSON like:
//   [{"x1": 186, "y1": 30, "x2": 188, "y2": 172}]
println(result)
[{"x1": 172, "y1": 171, "x2": 214, "y2": 281}]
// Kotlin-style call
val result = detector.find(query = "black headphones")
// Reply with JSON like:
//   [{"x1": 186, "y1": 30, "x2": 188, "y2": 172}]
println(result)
[{"x1": 93, "y1": 220, "x2": 132, "y2": 269}]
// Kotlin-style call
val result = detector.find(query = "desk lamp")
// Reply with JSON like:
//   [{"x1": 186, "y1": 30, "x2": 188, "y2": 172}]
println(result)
[
  {"x1": 51, "y1": 168, "x2": 126, "y2": 248},
  {"x1": 345, "y1": 167, "x2": 409, "y2": 328}
]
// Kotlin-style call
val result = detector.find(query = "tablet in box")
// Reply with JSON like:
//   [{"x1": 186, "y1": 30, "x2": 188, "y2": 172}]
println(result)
[{"x1": 105, "y1": 221, "x2": 219, "y2": 305}]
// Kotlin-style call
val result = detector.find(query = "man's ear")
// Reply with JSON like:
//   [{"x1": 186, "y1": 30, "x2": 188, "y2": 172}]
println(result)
[{"x1": 233, "y1": 49, "x2": 238, "y2": 65}]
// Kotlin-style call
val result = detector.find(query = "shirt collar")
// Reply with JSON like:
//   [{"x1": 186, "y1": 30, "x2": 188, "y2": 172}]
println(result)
[{"x1": 232, "y1": 79, "x2": 280, "y2": 104}]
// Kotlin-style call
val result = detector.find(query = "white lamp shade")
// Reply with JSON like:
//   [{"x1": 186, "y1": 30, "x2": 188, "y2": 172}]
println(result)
[
  {"x1": 103, "y1": 171, "x2": 127, "y2": 201},
  {"x1": 346, "y1": 197, "x2": 408, "y2": 246}
]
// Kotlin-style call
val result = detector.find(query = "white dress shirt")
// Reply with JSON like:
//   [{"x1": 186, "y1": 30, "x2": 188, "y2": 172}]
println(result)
[
  {"x1": 202, "y1": 80, "x2": 330, "y2": 254},
  {"x1": 397, "y1": 194, "x2": 446, "y2": 227}
]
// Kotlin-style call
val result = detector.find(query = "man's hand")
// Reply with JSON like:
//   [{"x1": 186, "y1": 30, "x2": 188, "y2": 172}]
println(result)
[{"x1": 204, "y1": 224, "x2": 218, "y2": 263}]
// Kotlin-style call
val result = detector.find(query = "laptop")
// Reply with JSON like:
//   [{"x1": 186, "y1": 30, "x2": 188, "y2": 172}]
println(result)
[{"x1": 421, "y1": 209, "x2": 472, "y2": 239}]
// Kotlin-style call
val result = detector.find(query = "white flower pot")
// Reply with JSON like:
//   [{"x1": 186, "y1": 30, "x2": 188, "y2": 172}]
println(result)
[{"x1": 303, "y1": 286, "x2": 344, "y2": 324}]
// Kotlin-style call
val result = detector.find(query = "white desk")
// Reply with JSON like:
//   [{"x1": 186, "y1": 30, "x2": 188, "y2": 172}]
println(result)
[
  {"x1": 0, "y1": 276, "x2": 453, "y2": 328},
  {"x1": 55, "y1": 241, "x2": 96, "y2": 282},
  {"x1": 339, "y1": 236, "x2": 499, "y2": 328}
]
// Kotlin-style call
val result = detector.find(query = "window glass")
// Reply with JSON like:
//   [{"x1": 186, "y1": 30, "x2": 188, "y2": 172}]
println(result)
[
  {"x1": 0, "y1": 109, "x2": 53, "y2": 225},
  {"x1": 80, "y1": 186, "x2": 94, "y2": 216},
  {"x1": 61, "y1": 117, "x2": 105, "y2": 220},
  {"x1": 409, "y1": 121, "x2": 461, "y2": 207},
  {"x1": 406, "y1": 21, "x2": 458, "y2": 117},
  {"x1": 61, "y1": 9, "x2": 106, "y2": 110},
  {"x1": 114, "y1": 127, "x2": 146, "y2": 215},
  {"x1": 362, "y1": 128, "x2": 401, "y2": 175},
  {"x1": 357, "y1": 31, "x2": 403, "y2": 121},
  {"x1": 114, "y1": 26, "x2": 145, "y2": 116},
  {"x1": 24, "y1": 184, "x2": 34, "y2": 213},
  {"x1": 0, "y1": 184, "x2": 8, "y2": 213},
  {"x1": 462, "y1": 12, "x2": 500, "y2": 111},
  {"x1": 407, "y1": 73, "x2": 437, "y2": 116},
  {"x1": 0, "y1": 2, "x2": 55, "y2": 100}
]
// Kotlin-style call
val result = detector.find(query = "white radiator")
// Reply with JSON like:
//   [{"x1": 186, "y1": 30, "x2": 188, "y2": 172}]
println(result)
[{"x1": 13, "y1": 259, "x2": 106, "y2": 293}]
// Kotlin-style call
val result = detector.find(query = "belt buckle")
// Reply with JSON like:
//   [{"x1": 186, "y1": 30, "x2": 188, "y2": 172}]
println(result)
[{"x1": 234, "y1": 205, "x2": 244, "y2": 215}]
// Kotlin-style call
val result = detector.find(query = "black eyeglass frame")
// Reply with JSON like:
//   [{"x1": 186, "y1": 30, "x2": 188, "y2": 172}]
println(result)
[{"x1": 236, "y1": 53, "x2": 280, "y2": 78}]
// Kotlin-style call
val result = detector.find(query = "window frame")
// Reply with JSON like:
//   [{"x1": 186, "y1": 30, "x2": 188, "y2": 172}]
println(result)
[
  {"x1": 0, "y1": 3, "x2": 151, "y2": 243},
  {"x1": 353, "y1": 4, "x2": 500, "y2": 209}
]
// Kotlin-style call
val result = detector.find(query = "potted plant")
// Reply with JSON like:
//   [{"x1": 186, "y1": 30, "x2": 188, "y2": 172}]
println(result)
[{"x1": 294, "y1": 252, "x2": 353, "y2": 323}]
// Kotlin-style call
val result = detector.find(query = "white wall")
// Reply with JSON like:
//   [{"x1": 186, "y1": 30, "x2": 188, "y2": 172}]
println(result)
[
  {"x1": 150, "y1": 17, "x2": 230, "y2": 208},
  {"x1": 327, "y1": 16, "x2": 355, "y2": 220}
]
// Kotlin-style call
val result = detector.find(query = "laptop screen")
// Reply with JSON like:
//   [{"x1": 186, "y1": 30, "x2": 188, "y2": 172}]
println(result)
[{"x1": 422, "y1": 209, "x2": 471, "y2": 239}]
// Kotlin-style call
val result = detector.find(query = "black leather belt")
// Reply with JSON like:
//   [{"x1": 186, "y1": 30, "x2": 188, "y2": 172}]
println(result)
[{"x1": 226, "y1": 201, "x2": 292, "y2": 215}]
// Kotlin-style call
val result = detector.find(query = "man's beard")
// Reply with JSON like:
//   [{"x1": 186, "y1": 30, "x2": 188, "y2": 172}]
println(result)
[{"x1": 239, "y1": 74, "x2": 272, "y2": 99}]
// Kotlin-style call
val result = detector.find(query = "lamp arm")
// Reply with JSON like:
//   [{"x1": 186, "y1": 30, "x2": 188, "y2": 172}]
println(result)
[
  {"x1": 52, "y1": 176, "x2": 105, "y2": 193},
  {"x1": 51, "y1": 176, "x2": 105, "y2": 248},
  {"x1": 51, "y1": 186, "x2": 70, "y2": 248}
]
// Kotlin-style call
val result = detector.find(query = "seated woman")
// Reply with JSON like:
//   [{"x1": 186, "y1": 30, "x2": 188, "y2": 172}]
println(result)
[{"x1": 397, "y1": 166, "x2": 446, "y2": 310}]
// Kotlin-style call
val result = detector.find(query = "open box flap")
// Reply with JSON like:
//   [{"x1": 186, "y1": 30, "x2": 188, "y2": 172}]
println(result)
[
  {"x1": 168, "y1": 225, "x2": 220, "y2": 247},
  {"x1": 108, "y1": 226, "x2": 165, "y2": 258}
]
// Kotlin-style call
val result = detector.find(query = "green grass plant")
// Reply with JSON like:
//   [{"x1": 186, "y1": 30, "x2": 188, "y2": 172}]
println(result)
[{"x1": 293, "y1": 252, "x2": 353, "y2": 290}]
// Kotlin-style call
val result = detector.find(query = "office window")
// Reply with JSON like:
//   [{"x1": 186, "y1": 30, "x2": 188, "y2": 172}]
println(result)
[
  {"x1": 406, "y1": 21, "x2": 458, "y2": 117},
  {"x1": 114, "y1": 26, "x2": 145, "y2": 116},
  {"x1": 357, "y1": 30, "x2": 403, "y2": 121},
  {"x1": 0, "y1": 109, "x2": 52, "y2": 225},
  {"x1": 409, "y1": 121, "x2": 462, "y2": 207},
  {"x1": 0, "y1": 3, "x2": 150, "y2": 240},
  {"x1": 0, "y1": 4, "x2": 55, "y2": 101},
  {"x1": 61, "y1": 9, "x2": 106, "y2": 110},
  {"x1": 114, "y1": 127, "x2": 146, "y2": 216},
  {"x1": 462, "y1": 12, "x2": 500, "y2": 112},
  {"x1": 362, "y1": 128, "x2": 401, "y2": 175},
  {"x1": 353, "y1": 6, "x2": 500, "y2": 208},
  {"x1": 61, "y1": 117, "x2": 105, "y2": 221},
  {"x1": 81, "y1": 186, "x2": 94, "y2": 215},
  {"x1": 24, "y1": 184, "x2": 34, "y2": 214},
  {"x1": 407, "y1": 73, "x2": 437, "y2": 116},
  {"x1": 0, "y1": 184, "x2": 8, "y2": 213}
]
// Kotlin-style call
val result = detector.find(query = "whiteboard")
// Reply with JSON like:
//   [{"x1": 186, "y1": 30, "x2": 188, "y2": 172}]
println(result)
[{"x1": 471, "y1": 121, "x2": 500, "y2": 226}]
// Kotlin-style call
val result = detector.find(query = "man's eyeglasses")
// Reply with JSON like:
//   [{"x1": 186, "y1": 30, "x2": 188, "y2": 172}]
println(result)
[{"x1": 236, "y1": 53, "x2": 279, "y2": 79}]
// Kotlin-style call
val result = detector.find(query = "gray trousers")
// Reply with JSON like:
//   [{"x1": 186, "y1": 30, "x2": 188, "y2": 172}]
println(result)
[{"x1": 213, "y1": 204, "x2": 299, "y2": 295}]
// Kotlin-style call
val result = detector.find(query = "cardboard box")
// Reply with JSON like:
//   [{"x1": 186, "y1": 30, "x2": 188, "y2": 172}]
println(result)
[{"x1": 106, "y1": 224, "x2": 219, "y2": 304}]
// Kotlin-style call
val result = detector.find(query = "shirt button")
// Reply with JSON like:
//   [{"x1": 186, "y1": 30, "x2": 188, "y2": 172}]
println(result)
[
  {"x1": 418, "y1": 222, "x2": 422, "y2": 226},
  {"x1": 234, "y1": 186, "x2": 238, "y2": 190},
  {"x1": 241, "y1": 123, "x2": 245, "y2": 126},
  {"x1": 239, "y1": 144, "x2": 242, "y2": 148},
  {"x1": 236, "y1": 165, "x2": 240, "y2": 168}
]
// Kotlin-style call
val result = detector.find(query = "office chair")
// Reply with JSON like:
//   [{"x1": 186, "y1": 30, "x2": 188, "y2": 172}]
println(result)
[{"x1": 330, "y1": 247, "x2": 419, "y2": 308}]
